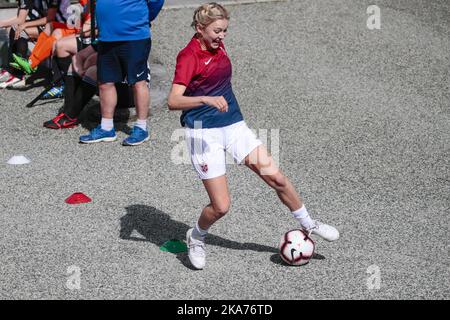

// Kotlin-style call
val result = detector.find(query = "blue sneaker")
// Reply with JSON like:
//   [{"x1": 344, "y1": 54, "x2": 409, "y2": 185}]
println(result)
[
  {"x1": 122, "y1": 126, "x2": 149, "y2": 146},
  {"x1": 79, "y1": 125, "x2": 117, "y2": 144},
  {"x1": 43, "y1": 85, "x2": 64, "y2": 99}
]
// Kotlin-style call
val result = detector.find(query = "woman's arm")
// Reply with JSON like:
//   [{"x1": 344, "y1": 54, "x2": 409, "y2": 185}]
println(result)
[
  {"x1": 18, "y1": 7, "x2": 57, "y2": 30},
  {"x1": 0, "y1": 9, "x2": 28, "y2": 28},
  {"x1": 168, "y1": 83, "x2": 228, "y2": 112}
]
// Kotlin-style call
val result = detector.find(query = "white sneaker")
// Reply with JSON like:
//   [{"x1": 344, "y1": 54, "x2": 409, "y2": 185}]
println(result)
[
  {"x1": 10, "y1": 78, "x2": 26, "y2": 89},
  {"x1": 186, "y1": 228, "x2": 206, "y2": 270},
  {"x1": 0, "y1": 70, "x2": 12, "y2": 83},
  {"x1": 303, "y1": 220, "x2": 340, "y2": 242},
  {"x1": 0, "y1": 75, "x2": 23, "y2": 89}
]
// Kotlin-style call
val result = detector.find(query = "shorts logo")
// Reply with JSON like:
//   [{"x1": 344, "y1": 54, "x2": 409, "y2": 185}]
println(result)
[
  {"x1": 200, "y1": 163, "x2": 208, "y2": 173},
  {"x1": 137, "y1": 71, "x2": 145, "y2": 78}
]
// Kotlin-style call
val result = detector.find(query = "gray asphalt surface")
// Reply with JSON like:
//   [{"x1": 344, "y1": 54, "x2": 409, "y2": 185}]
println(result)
[{"x1": 0, "y1": 0, "x2": 449, "y2": 300}]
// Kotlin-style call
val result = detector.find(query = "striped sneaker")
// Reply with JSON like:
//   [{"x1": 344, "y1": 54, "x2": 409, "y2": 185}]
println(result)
[
  {"x1": 0, "y1": 69, "x2": 12, "y2": 82},
  {"x1": 0, "y1": 75, "x2": 24, "y2": 89},
  {"x1": 42, "y1": 84, "x2": 64, "y2": 99}
]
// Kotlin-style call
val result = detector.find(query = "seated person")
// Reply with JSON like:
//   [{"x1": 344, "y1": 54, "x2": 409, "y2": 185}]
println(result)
[
  {"x1": 42, "y1": 1, "x2": 94, "y2": 99},
  {"x1": 44, "y1": 44, "x2": 134, "y2": 129},
  {"x1": 11, "y1": 0, "x2": 88, "y2": 76},
  {"x1": 0, "y1": 0, "x2": 50, "y2": 88},
  {"x1": 44, "y1": 44, "x2": 97, "y2": 129}
]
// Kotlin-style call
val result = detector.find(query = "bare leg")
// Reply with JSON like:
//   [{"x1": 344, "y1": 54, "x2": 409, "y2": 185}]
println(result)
[
  {"x1": 132, "y1": 80, "x2": 150, "y2": 120},
  {"x1": 245, "y1": 145, "x2": 303, "y2": 211},
  {"x1": 198, "y1": 175, "x2": 231, "y2": 230},
  {"x1": 55, "y1": 34, "x2": 77, "y2": 58},
  {"x1": 99, "y1": 82, "x2": 117, "y2": 119},
  {"x1": 72, "y1": 45, "x2": 95, "y2": 76}
]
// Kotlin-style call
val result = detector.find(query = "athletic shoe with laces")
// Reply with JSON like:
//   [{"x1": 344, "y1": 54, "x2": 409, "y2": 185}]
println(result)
[
  {"x1": 122, "y1": 126, "x2": 149, "y2": 146},
  {"x1": 186, "y1": 228, "x2": 206, "y2": 270},
  {"x1": 44, "y1": 113, "x2": 78, "y2": 129},
  {"x1": 0, "y1": 75, "x2": 24, "y2": 89},
  {"x1": 79, "y1": 125, "x2": 117, "y2": 144},
  {"x1": 10, "y1": 77, "x2": 26, "y2": 89},
  {"x1": 302, "y1": 220, "x2": 340, "y2": 242},
  {"x1": 42, "y1": 84, "x2": 64, "y2": 99},
  {"x1": 12, "y1": 53, "x2": 36, "y2": 75}
]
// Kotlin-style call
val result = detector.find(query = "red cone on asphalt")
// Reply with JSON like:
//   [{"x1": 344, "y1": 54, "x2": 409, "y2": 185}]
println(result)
[{"x1": 65, "y1": 193, "x2": 92, "y2": 204}]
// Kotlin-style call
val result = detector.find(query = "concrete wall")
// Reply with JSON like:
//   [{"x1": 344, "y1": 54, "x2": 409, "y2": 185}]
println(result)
[{"x1": 0, "y1": 7, "x2": 16, "y2": 22}]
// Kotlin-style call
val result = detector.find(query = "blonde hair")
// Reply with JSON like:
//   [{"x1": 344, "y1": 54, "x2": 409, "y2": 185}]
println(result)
[{"x1": 191, "y1": 2, "x2": 230, "y2": 30}]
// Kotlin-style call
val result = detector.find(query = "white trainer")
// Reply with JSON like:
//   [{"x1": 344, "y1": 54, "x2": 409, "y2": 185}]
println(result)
[
  {"x1": 0, "y1": 75, "x2": 22, "y2": 89},
  {"x1": 10, "y1": 78, "x2": 26, "y2": 89},
  {"x1": 0, "y1": 70, "x2": 12, "y2": 82},
  {"x1": 186, "y1": 228, "x2": 206, "y2": 270},
  {"x1": 303, "y1": 220, "x2": 340, "y2": 242}
]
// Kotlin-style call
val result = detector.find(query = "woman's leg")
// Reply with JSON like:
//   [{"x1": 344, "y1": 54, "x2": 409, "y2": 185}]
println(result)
[
  {"x1": 54, "y1": 35, "x2": 78, "y2": 76},
  {"x1": 29, "y1": 27, "x2": 64, "y2": 68},
  {"x1": 72, "y1": 45, "x2": 95, "y2": 76},
  {"x1": 244, "y1": 145, "x2": 302, "y2": 212},
  {"x1": 244, "y1": 145, "x2": 339, "y2": 241},
  {"x1": 55, "y1": 34, "x2": 78, "y2": 58},
  {"x1": 198, "y1": 175, "x2": 231, "y2": 230},
  {"x1": 187, "y1": 174, "x2": 230, "y2": 270}
]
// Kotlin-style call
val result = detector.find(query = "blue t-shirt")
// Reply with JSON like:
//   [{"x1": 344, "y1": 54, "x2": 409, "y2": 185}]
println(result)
[{"x1": 96, "y1": 0, "x2": 164, "y2": 42}]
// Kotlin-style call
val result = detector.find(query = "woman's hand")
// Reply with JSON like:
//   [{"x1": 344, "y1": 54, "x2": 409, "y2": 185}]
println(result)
[
  {"x1": 14, "y1": 24, "x2": 25, "y2": 40},
  {"x1": 203, "y1": 96, "x2": 228, "y2": 112}
]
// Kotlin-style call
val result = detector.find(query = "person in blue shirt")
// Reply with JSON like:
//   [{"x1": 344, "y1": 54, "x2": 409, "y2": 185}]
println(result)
[{"x1": 80, "y1": 0, "x2": 164, "y2": 146}]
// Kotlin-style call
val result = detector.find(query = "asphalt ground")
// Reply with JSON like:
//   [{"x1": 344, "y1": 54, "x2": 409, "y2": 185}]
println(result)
[{"x1": 0, "y1": 0, "x2": 449, "y2": 300}]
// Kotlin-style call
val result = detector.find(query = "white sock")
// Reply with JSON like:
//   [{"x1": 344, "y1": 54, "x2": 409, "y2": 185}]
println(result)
[
  {"x1": 191, "y1": 222, "x2": 208, "y2": 241},
  {"x1": 100, "y1": 118, "x2": 114, "y2": 131},
  {"x1": 135, "y1": 119, "x2": 147, "y2": 131},
  {"x1": 292, "y1": 205, "x2": 315, "y2": 230}
]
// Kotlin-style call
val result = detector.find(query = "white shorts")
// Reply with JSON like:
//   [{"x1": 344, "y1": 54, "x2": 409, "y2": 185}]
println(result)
[{"x1": 185, "y1": 121, "x2": 262, "y2": 180}]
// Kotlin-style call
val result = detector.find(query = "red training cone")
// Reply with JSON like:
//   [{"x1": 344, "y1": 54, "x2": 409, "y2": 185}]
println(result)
[{"x1": 65, "y1": 193, "x2": 92, "y2": 204}]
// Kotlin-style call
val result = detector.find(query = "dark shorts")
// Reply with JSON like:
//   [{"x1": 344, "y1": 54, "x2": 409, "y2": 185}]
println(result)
[{"x1": 97, "y1": 38, "x2": 151, "y2": 85}]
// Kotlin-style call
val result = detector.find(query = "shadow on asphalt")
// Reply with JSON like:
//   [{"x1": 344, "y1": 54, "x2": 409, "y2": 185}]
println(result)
[
  {"x1": 78, "y1": 102, "x2": 133, "y2": 133},
  {"x1": 270, "y1": 252, "x2": 326, "y2": 267},
  {"x1": 120, "y1": 204, "x2": 283, "y2": 269}
]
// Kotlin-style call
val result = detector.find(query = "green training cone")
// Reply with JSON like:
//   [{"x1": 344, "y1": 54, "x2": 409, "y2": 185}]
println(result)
[{"x1": 159, "y1": 239, "x2": 188, "y2": 253}]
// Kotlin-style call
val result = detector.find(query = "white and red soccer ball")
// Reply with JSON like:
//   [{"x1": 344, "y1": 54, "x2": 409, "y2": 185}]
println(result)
[{"x1": 279, "y1": 229, "x2": 315, "y2": 266}]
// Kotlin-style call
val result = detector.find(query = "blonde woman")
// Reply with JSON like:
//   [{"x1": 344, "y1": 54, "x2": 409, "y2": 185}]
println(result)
[{"x1": 168, "y1": 3, "x2": 339, "y2": 270}]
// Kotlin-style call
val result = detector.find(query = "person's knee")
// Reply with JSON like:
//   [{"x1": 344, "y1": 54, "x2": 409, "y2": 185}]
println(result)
[
  {"x1": 133, "y1": 80, "x2": 148, "y2": 89},
  {"x1": 52, "y1": 29, "x2": 63, "y2": 39},
  {"x1": 99, "y1": 82, "x2": 115, "y2": 90},
  {"x1": 212, "y1": 199, "x2": 231, "y2": 217},
  {"x1": 269, "y1": 172, "x2": 287, "y2": 191},
  {"x1": 55, "y1": 40, "x2": 64, "y2": 57},
  {"x1": 84, "y1": 66, "x2": 97, "y2": 81}
]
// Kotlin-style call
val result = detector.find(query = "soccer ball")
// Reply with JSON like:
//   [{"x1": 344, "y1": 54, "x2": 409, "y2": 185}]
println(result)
[{"x1": 279, "y1": 229, "x2": 315, "y2": 266}]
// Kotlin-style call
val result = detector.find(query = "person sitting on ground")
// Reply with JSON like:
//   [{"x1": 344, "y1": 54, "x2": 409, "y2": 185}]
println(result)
[
  {"x1": 0, "y1": 0, "x2": 50, "y2": 88},
  {"x1": 10, "y1": 0, "x2": 86, "y2": 78},
  {"x1": 43, "y1": 44, "x2": 97, "y2": 129},
  {"x1": 40, "y1": 1, "x2": 94, "y2": 99},
  {"x1": 43, "y1": 44, "x2": 134, "y2": 129}
]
